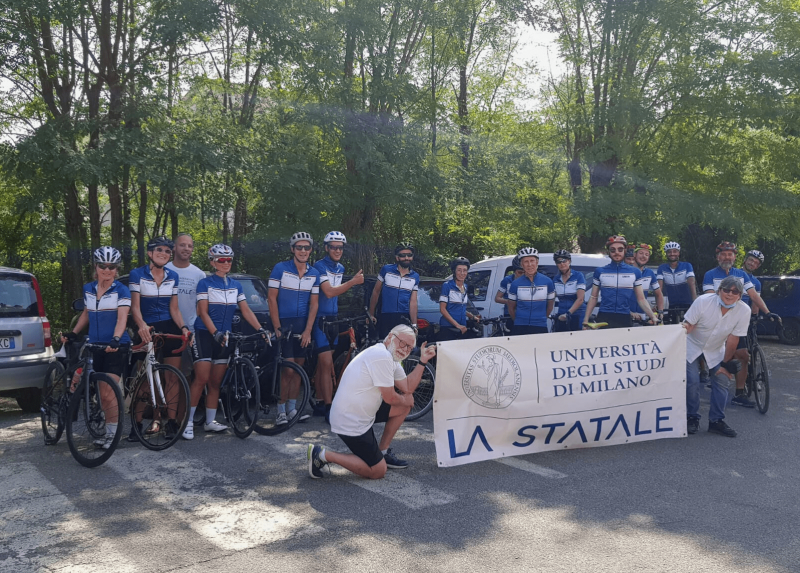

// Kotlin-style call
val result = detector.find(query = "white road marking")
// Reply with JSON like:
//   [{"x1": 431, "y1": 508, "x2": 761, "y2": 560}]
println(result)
[
  {"x1": 494, "y1": 456, "x2": 569, "y2": 479},
  {"x1": 0, "y1": 462, "x2": 137, "y2": 573},
  {"x1": 254, "y1": 433, "x2": 457, "y2": 510},
  {"x1": 105, "y1": 447, "x2": 323, "y2": 551}
]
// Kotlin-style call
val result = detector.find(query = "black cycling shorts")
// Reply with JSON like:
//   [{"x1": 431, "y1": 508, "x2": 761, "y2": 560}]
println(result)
[
  {"x1": 192, "y1": 329, "x2": 231, "y2": 365},
  {"x1": 277, "y1": 317, "x2": 309, "y2": 359},
  {"x1": 150, "y1": 319, "x2": 184, "y2": 359},
  {"x1": 91, "y1": 346, "x2": 130, "y2": 377},
  {"x1": 596, "y1": 312, "x2": 633, "y2": 329},
  {"x1": 337, "y1": 401, "x2": 392, "y2": 467},
  {"x1": 511, "y1": 325, "x2": 548, "y2": 336}
]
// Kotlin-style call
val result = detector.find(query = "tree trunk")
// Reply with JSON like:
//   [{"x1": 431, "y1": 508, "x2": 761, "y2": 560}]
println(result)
[
  {"x1": 137, "y1": 181, "x2": 148, "y2": 266},
  {"x1": 62, "y1": 182, "x2": 87, "y2": 313}
]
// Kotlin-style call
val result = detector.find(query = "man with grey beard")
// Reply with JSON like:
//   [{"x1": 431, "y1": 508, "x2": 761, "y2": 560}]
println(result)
[{"x1": 307, "y1": 325, "x2": 436, "y2": 479}]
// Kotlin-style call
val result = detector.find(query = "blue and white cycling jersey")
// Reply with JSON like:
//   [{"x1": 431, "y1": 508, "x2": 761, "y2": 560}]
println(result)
[
  {"x1": 194, "y1": 274, "x2": 246, "y2": 332},
  {"x1": 508, "y1": 273, "x2": 555, "y2": 328},
  {"x1": 499, "y1": 274, "x2": 515, "y2": 317},
  {"x1": 742, "y1": 272, "x2": 761, "y2": 307},
  {"x1": 268, "y1": 260, "x2": 320, "y2": 319},
  {"x1": 631, "y1": 267, "x2": 660, "y2": 313},
  {"x1": 702, "y1": 267, "x2": 754, "y2": 294},
  {"x1": 313, "y1": 257, "x2": 345, "y2": 317},
  {"x1": 554, "y1": 270, "x2": 586, "y2": 314},
  {"x1": 378, "y1": 264, "x2": 419, "y2": 314},
  {"x1": 592, "y1": 262, "x2": 643, "y2": 315},
  {"x1": 438, "y1": 279, "x2": 469, "y2": 327},
  {"x1": 83, "y1": 281, "x2": 131, "y2": 344},
  {"x1": 129, "y1": 265, "x2": 179, "y2": 324},
  {"x1": 656, "y1": 262, "x2": 695, "y2": 307}
]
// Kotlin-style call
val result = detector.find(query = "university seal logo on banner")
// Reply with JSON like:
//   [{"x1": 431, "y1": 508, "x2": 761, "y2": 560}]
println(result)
[{"x1": 462, "y1": 345, "x2": 522, "y2": 409}]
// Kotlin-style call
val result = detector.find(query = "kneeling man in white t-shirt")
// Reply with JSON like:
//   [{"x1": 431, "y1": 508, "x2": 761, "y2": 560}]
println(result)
[{"x1": 307, "y1": 324, "x2": 436, "y2": 479}]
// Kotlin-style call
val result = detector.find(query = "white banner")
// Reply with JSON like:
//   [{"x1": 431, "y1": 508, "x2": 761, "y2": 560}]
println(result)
[{"x1": 433, "y1": 325, "x2": 687, "y2": 467}]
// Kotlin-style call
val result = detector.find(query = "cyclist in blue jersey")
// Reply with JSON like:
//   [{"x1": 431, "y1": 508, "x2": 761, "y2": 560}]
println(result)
[
  {"x1": 438, "y1": 257, "x2": 480, "y2": 341},
  {"x1": 129, "y1": 236, "x2": 190, "y2": 441},
  {"x1": 656, "y1": 241, "x2": 697, "y2": 311},
  {"x1": 507, "y1": 247, "x2": 555, "y2": 335},
  {"x1": 624, "y1": 247, "x2": 636, "y2": 266},
  {"x1": 630, "y1": 243, "x2": 664, "y2": 323},
  {"x1": 268, "y1": 232, "x2": 321, "y2": 425},
  {"x1": 312, "y1": 231, "x2": 364, "y2": 422},
  {"x1": 552, "y1": 250, "x2": 586, "y2": 332},
  {"x1": 583, "y1": 235, "x2": 659, "y2": 329},
  {"x1": 369, "y1": 241, "x2": 420, "y2": 338},
  {"x1": 63, "y1": 247, "x2": 130, "y2": 449},
  {"x1": 185, "y1": 244, "x2": 266, "y2": 440},
  {"x1": 495, "y1": 256, "x2": 523, "y2": 332}
]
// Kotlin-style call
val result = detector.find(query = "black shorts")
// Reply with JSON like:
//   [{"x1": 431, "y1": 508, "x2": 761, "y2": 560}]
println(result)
[
  {"x1": 379, "y1": 313, "x2": 409, "y2": 339},
  {"x1": 91, "y1": 346, "x2": 130, "y2": 377},
  {"x1": 277, "y1": 317, "x2": 309, "y2": 359},
  {"x1": 511, "y1": 325, "x2": 548, "y2": 336},
  {"x1": 337, "y1": 401, "x2": 392, "y2": 468},
  {"x1": 737, "y1": 336, "x2": 748, "y2": 350},
  {"x1": 596, "y1": 312, "x2": 633, "y2": 329},
  {"x1": 150, "y1": 319, "x2": 184, "y2": 359},
  {"x1": 192, "y1": 329, "x2": 231, "y2": 365}
]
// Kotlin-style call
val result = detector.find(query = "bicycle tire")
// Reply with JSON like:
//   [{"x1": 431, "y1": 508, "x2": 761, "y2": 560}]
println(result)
[
  {"x1": 226, "y1": 357, "x2": 260, "y2": 439},
  {"x1": 41, "y1": 362, "x2": 66, "y2": 445},
  {"x1": 130, "y1": 364, "x2": 190, "y2": 450},
  {"x1": 752, "y1": 345, "x2": 770, "y2": 414},
  {"x1": 332, "y1": 350, "x2": 355, "y2": 397},
  {"x1": 402, "y1": 356, "x2": 436, "y2": 421},
  {"x1": 253, "y1": 360, "x2": 311, "y2": 436},
  {"x1": 66, "y1": 373, "x2": 124, "y2": 468}
]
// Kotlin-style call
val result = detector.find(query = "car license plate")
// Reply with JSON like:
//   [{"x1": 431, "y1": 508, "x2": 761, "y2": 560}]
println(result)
[{"x1": 0, "y1": 337, "x2": 15, "y2": 349}]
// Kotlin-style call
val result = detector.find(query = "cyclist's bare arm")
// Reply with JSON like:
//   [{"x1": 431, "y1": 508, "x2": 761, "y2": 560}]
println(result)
[
  {"x1": 687, "y1": 276, "x2": 698, "y2": 300},
  {"x1": 634, "y1": 286, "x2": 658, "y2": 323},
  {"x1": 494, "y1": 290, "x2": 507, "y2": 305},
  {"x1": 368, "y1": 280, "x2": 383, "y2": 321},
  {"x1": 320, "y1": 270, "x2": 364, "y2": 298},
  {"x1": 583, "y1": 285, "x2": 601, "y2": 324},
  {"x1": 409, "y1": 290, "x2": 418, "y2": 324},
  {"x1": 267, "y1": 287, "x2": 282, "y2": 333}
]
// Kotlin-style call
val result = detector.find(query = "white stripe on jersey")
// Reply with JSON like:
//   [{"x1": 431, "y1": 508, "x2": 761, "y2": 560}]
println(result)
[
  {"x1": 384, "y1": 273, "x2": 418, "y2": 292},
  {"x1": 86, "y1": 291, "x2": 131, "y2": 309},
  {"x1": 271, "y1": 271, "x2": 318, "y2": 293},
  {"x1": 555, "y1": 280, "x2": 583, "y2": 297},
  {"x1": 319, "y1": 270, "x2": 343, "y2": 286},
  {"x1": 597, "y1": 272, "x2": 638, "y2": 290},
  {"x1": 510, "y1": 286, "x2": 554, "y2": 302},
  {"x1": 660, "y1": 270, "x2": 690, "y2": 285},
  {"x1": 132, "y1": 278, "x2": 178, "y2": 298},
  {"x1": 203, "y1": 287, "x2": 246, "y2": 304}
]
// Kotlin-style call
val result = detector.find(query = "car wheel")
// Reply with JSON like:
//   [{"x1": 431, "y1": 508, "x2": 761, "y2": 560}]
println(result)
[
  {"x1": 16, "y1": 387, "x2": 41, "y2": 413},
  {"x1": 777, "y1": 318, "x2": 800, "y2": 346}
]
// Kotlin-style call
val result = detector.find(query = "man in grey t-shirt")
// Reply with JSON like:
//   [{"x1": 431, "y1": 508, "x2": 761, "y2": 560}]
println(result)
[{"x1": 165, "y1": 233, "x2": 207, "y2": 332}]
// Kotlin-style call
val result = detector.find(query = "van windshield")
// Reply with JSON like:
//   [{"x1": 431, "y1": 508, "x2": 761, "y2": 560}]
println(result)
[{"x1": 0, "y1": 276, "x2": 38, "y2": 318}]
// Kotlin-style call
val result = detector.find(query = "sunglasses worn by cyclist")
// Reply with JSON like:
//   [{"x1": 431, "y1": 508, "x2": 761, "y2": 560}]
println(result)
[
  {"x1": 397, "y1": 253, "x2": 413, "y2": 259},
  {"x1": 293, "y1": 245, "x2": 312, "y2": 251},
  {"x1": 720, "y1": 287, "x2": 741, "y2": 295},
  {"x1": 608, "y1": 247, "x2": 626, "y2": 253},
  {"x1": 214, "y1": 257, "x2": 233, "y2": 264},
  {"x1": 154, "y1": 247, "x2": 172, "y2": 254},
  {"x1": 327, "y1": 245, "x2": 344, "y2": 252},
  {"x1": 97, "y1": 264, "x2": 118, "y2": 271}
]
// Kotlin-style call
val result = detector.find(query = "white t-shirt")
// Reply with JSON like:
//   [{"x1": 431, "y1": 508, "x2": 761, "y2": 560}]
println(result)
[
  {"x1": 330, "y1": 342, "x2": 407, "y2": 436},
  {"x1": 684, "y1": 293, "x2": 750, "y2": 367},
  {"x1": 165, "y1": 262, "x2": 207, "y2": 332}
]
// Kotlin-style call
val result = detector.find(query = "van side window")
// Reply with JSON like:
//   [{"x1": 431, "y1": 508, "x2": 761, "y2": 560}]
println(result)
[
  {"x1": 466, "y1": 270, "x2": 492, "y2": 301},
  {"x1": 761, "y1": 279, "x2": 792, "y2": 300}
]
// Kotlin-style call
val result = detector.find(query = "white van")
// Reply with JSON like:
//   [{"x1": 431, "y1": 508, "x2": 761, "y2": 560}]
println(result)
[{"x1": 465, "y1": 253, "x2": 612, "y2": 319}]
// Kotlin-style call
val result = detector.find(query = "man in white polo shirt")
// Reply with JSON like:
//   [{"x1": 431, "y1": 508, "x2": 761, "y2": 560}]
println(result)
[
  {"x1": 307, "y1": 325, "x2": 436, "y2": 479},
  {"x1": 166, "y1": 233, "x2": 207, "y2": 374},
  {"x1": 683, "y1": 275, "x2": 750, "y2": 437}
]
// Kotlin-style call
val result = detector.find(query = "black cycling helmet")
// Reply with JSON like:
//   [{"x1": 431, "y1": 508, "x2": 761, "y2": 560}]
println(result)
[
  {"x1": 511, "y1": 255, "x2": 522, "y2": 270},
  {"x1": 625, "y1": 247, "x2": 635, "y2": 258},
  {"x1": 554, "y1": 249, "x2": 571, "y2": 263},
  {"x1": 146, "y1": 235, "x2": 174, "y2": 251},
  {"x1": 395, "y1": 241, "x2": 415, "y2": 255},
  {"x1": 450, "y1": 257, "x2": 470, "y2": 273}
]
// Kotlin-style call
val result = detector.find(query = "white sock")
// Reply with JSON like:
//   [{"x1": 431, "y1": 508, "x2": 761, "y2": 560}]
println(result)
[
  {"x1": 107, "y1": 423, "x2": 117, "y2": 436},
  {"x1": 319, "y1": 448, "x2": 327, "y2": 463},
  {"x1": 206, "y1": 408, "x2": 217, "y2": 424},
  {"x1": 381, "y1": 449, "x2": 388, "y2": 455},
  {"x1": 287, "y1": 399, "x2": 297, "y2": 412},
  {"x1": 189, "y1": 407, "x2": 196, "y2": 422}
]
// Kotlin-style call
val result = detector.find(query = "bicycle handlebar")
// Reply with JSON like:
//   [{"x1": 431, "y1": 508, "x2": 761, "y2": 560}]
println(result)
[{"x1": 130, "y1": 330, "x2": 191, "y2": 354}]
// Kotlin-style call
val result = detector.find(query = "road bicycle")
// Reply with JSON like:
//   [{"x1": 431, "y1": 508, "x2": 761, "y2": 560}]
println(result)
[
  {"x1": 252, "y1": 326, "x2": 311, "y2": 436},
  {"x1": 41, "y1": 337, "x2": 124, "y2": 468},
  {"x1": 125, "y1": 332, "x2": 191, "y2": 450},
  {"x1": 744, "y1": 315, "x2": 779, "y2": 414}
]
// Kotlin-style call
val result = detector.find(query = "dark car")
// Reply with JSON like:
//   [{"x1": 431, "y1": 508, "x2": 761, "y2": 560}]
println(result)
[{"x1": 755, "y1": 276, "x2": 800, "y2": 345}]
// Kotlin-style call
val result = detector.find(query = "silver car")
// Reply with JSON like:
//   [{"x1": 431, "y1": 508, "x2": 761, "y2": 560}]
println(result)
[{"x1": 0, "y1": 266, "x2": 54, "y2": 412}]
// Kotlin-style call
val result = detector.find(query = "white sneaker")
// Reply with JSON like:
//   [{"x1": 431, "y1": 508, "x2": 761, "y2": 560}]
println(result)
[
  {"x1": 95, "y1": 434, "x2": 114, "y2": 450},
  {"x1": 182, "y1": 425, "x2": 194, "y2": 440},
  {"x1": 288, "y1": 409, "x2": 298, "y2": 419},
  {"x1": 276, "y1": 412, "x2": 288, "y2": 425},
  {"x1": 204, "y1": 420, "x2": 228, "y2": 433}
]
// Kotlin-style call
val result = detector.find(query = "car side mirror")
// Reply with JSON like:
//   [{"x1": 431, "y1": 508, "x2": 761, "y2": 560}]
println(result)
[{"x1": 72, "y1": 298, "x2": 85, "y2": 312}]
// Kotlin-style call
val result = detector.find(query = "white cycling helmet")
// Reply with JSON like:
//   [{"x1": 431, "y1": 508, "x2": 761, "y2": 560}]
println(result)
[
  {"x1": 517, "y1": 247, "x2": 539, "y2": 259},
  {"x1": 207, "y1": 244, "x2": 234, "y2": 260},
  {"x1": 746, "y1": 249, "x2": 764, "y2": 263},
  {"x1": 93, "y1": 246, "x2": 122, "y2": 264},
  {"x1": 290, "y1": 231, "x2": 314, "y2": 247},
  {"x1": 664, "y1": 241, "x2": 681, "y2": 252},
  {"x1": 323, "y1": 231, "x2": 347, "y2": 244}
]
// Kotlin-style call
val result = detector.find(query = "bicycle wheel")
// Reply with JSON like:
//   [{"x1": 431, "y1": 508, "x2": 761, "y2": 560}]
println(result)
[
  {"x1": 253, "y1": 360, "x2": 311, "y2": 436},
  {"x1": 41, "y1": 362, "x2": 66, "y2": 445},
  {"x1": 130, "y1": 364, "x2": 190, "y2": 450},
  {"x1": 402, "y1": 356, "x2": 436, "y2": 421},
  {"x1": 332, "y1": 350, "x2": 354, "y2": 397},
  {"x1": 751, "y1": 345, "x2": 770, "y2": 414},
  {"x1": 66, "y1": 373, "x2": 124, "y2": 468},
  {"x1": 226, "y1": 357, "x2": 260, "y2": 439}
]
